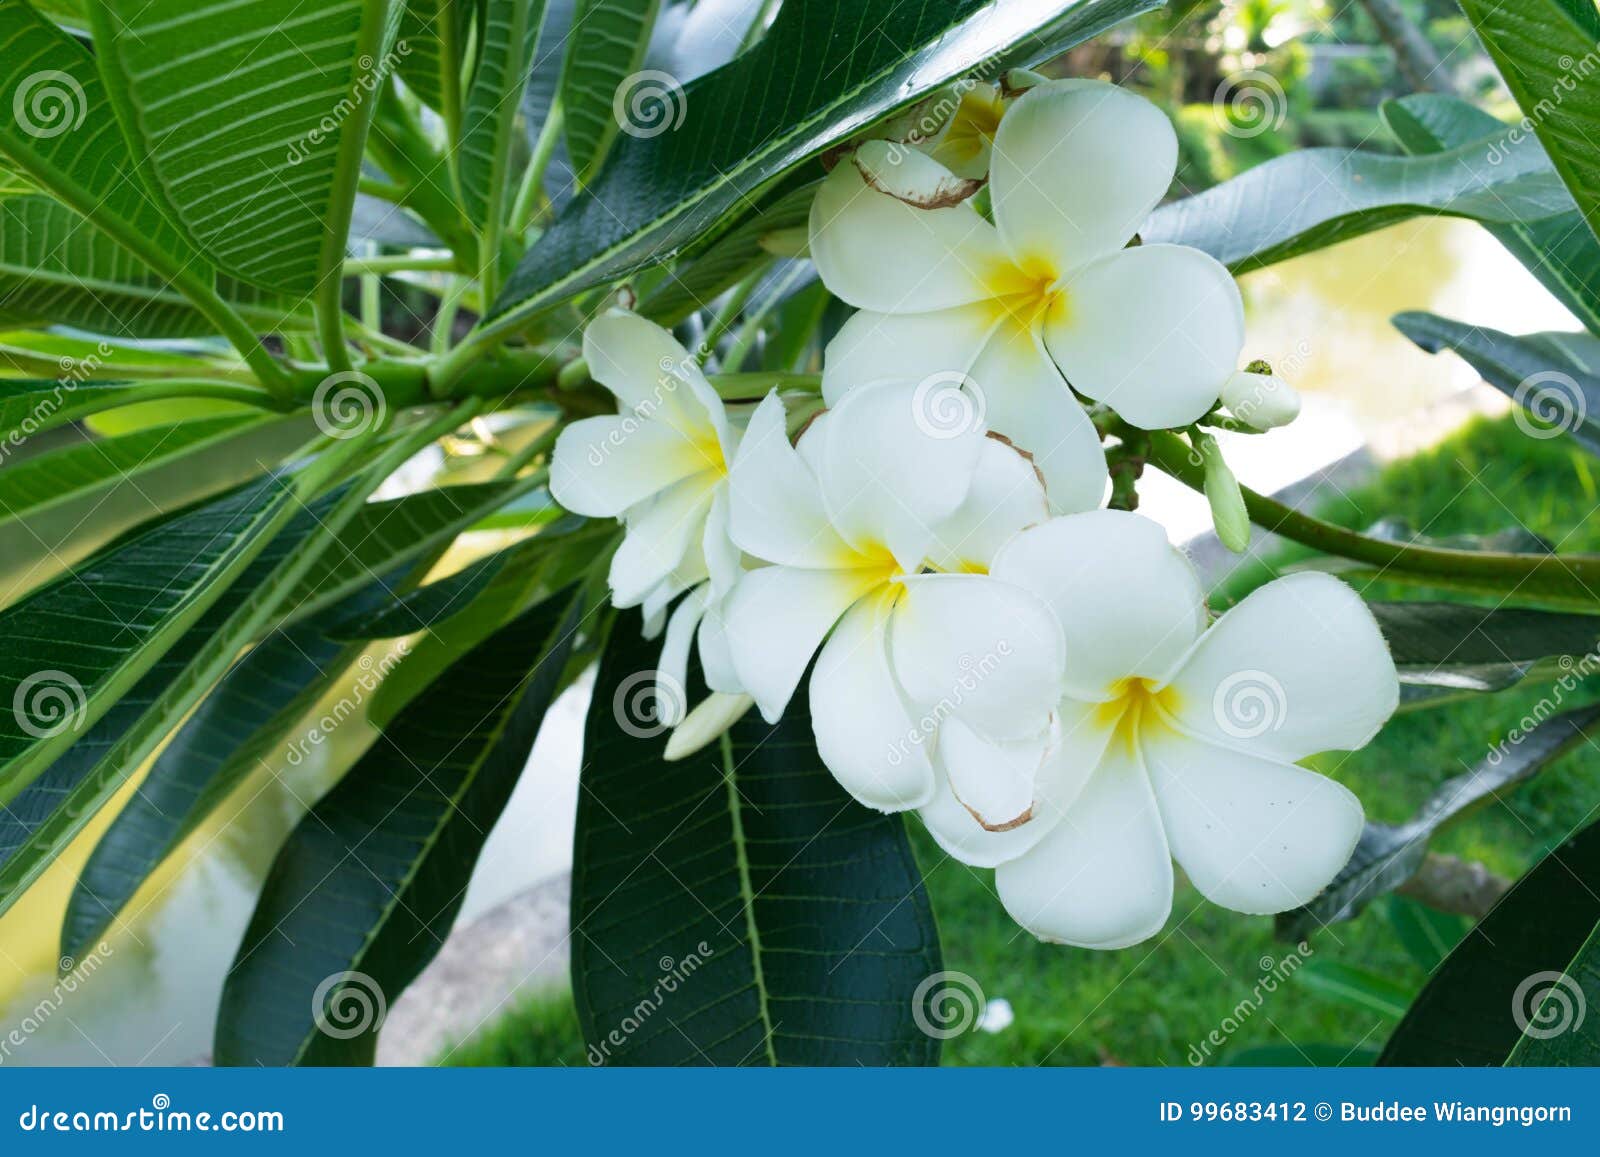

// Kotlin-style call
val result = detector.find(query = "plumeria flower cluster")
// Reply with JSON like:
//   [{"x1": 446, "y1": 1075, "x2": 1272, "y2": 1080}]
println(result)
[{"x1": 548, "y1": 78, "x2": 1397, "y2": 950}]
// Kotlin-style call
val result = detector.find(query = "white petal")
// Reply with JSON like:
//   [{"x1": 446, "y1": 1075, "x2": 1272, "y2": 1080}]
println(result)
[
  {"x1": 852, "y1": 140, "x2": 981, "y2": 207},
  {"x1": 1143, "y1": 727, "x2": 1364, "y2": 915},
  {"x1": 723, "y1": 565, "x2": 880, "y2": 722},
  {"x1": 1043, "y1": 244, "x2": 1244, "y2": 430},
  {"x1": 990, "y1": 80, "x2": 1177, "y2": 275},
  {"x1": 991, "y1": 511, "x2": 1206, "y2": 700},
  {"x1": 549, "y1": 416, "x2": 713, "y2": 517},
  {"x1": 701, "y1": 484, "x2": 742, "y2": 597},
  {"x1": 728, "y1": 391, "x2": 855, "y2": 567},
  {"x1": 818, "y1": 380, "x2": 984, "y2": 570},
  {"x1": 608, "y1": 473, "x2": 718, "y2": 607},
  {"x1": 1033, "y1": 696, "x2": 1116, "y2": 825},
  {"x1": 968, "y1": 322, "x2": 1107, "y2": 515},
  {"x1": 1166, "y1": 572, "x2": 1399, "y2": 763},
  {"x1": 696, "y1": 598, "x2": 742, "y2": 693},
  {"x1": 936, "y1": 716, "x2": 1045, "y2": 829},
  {"x1": 808, "y1": 162, "x2": 1010, "y2": 313},
  {"x1": 582, "y1": 309, "x2": 724, "y2": 442},
  {"x1": 809, "y1": 590, "x2": 937, "y2": 811},
  {"x1": 890, "y1": 574, "x2": 1063, "y2": 741},
  {"x1": 820, "y1": 305, "x2": 995, "y2": 407},
  {"x1": 996, "y1": 747, "x2": 1173, "y2": 948},
  {"x1": 919, "y1": 771, "x2": 1053, "y2": 869},
  {"x1": 664, "y1": 692, "x2": 755, "y2": 761},
  {"x1": 926, "y1": 435, "x2": 1050, "y2": 571},
  {"x1": 656, "y1": 587, "x2": 709, "y2": 725}
]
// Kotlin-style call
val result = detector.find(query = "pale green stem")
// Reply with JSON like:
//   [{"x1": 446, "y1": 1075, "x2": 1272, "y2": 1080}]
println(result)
[{"x1": 511, "y1": 100, "x2": 566, "y2": 234}]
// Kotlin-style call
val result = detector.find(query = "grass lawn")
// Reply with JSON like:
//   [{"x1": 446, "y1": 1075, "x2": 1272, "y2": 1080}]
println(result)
[{"x1": 440, "y1": 415, "x2": 1600, "y2": 1067}]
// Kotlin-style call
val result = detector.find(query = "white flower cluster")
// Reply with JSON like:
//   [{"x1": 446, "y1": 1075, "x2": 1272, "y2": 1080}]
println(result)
[{"x1": 550, "y1": 80, "x2": 1398, "y2": 950}]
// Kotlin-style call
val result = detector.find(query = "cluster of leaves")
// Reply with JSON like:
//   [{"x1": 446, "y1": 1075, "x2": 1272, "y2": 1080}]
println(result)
[{"x1": 0, "y1": 0, "x2": 1598, "y2": 1067}]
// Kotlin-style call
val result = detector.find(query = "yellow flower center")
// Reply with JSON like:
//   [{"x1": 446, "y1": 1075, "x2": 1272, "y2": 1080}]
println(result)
[
  {"x1": 983, "y1": 254, "x2": 1069, "y2": 331},
  {"x1": 930, "y1": 86, "x2": 1006, "y2": 171},
  {"x1": 1093, "y1": 677, "x2": 1183, "y2": 754}
]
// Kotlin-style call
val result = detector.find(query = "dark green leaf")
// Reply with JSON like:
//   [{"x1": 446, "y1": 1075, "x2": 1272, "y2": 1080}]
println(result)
[
  {"x1": 1382, "y1": 817, "x2": 1600, "y2": 1065},
  {"x1": 572, "y1": 611, "x2": 941, "y2": 1066},
  {"x1": 1392, "y1": 311, "x2": 1600, "y2": 455},
  {"x1": 459, "y1": 0, "x2": 546, "y2": 222},
  {"x1": 561, "y1": 0, "x2": 661, "y2": 184},
  {"x1": 1144, "y1": 135, "x2": 1571, "y2": 272},
  {"x1": 1369, "y1": 600, "x2": 1600, "y2": 692},
  {"x1": 489, "y1": 0, "x2": 1157, "y2": 331},
  {"x1": 1279, "y1": 704, "x2": 1600, "y2": 939},
  {"x1": 1458, "y1": 0, "x2": 1600, "y2": 249},
  {"x1": 1383, "y1": 93, "x2": 1600, "y2": 333},
  {"x1": 214, "y1": 588, "x2": 583, "y2": 1065}
]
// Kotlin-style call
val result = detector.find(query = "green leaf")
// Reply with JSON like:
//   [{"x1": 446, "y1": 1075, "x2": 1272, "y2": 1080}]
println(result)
[
  {"x1": 1144, "y1": 135, "x2": 1571, "y2": 272},
  {"x1": 1392, "y1": 312, "x2": 1600, "y2": 455},
  {"x1": 0, "y1": 197, "x2": 300, "y2": 337},
  {"x1": 61, "y1": 573, "x2": 404, "y2": 962},
  {"x1": 87, "y1": 0, "x2": 400, "y2": 294},
  {"x1": 0, "y1": 463, "x2": 319, "y2": 807},
  {"x1": 639, "y1": 178, "x2": 816, "y2": 326},
  {"x1": 0, "y1": 415, "x2": 269, "y2": 530},
  {"x1": 487, "y1": 0, "x2": 1157, "y2": 332},
  {"x1": 0, "y1": 330, "x2": 245, "y2": 381},
  {"x1": 560, "y1": 0, "x2": 661, "y2": 184},
  {"x1": 1278, "y1": 703, "x2": 1600, "y2": 939},
  {"x1": 1381, "y1": 817, "x2": 1600, "y2": 1065},
  {"x1": 572, "y1": 611, "x2": 941, "y2": 1066},
  {"x1": 1457, "y1": 0, "x2": 1600, "y2": 249},
  {"x1": 1386, "y1": 895, "x2": 1467, "y2": 975},
  {"x1": 459, "y1": 0, "x2": 546, "y2": 223},
  {"x1": 396, "y1": 0, "x2": 469, "y2": 115},
  {"x1": 213, "y1": 588, "x2": 582, "y2": 1065},
  {"x1": 1369, "y1": 600, "x2": 1600, "y2": 692},
  {"x1": 1382, "y1": 93, "x2": 1600, "y2": 333},
  {"x1": 1298, "y1": 961, "x2": 1414, "y2": 1019}
]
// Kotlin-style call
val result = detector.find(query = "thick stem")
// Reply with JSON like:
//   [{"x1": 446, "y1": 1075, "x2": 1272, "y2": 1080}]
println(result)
[{"x1": 1146, "y1": 430, "x2": 1600, "y2": 604}]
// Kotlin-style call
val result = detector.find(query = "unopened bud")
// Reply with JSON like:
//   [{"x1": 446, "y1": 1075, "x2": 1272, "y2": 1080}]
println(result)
[
  {"x1": 1221, "y1": 369, "x2": 1301, "y2": 430},
  {"x1": 664, "y1": 693, "x2": 756, "y2": 761},
  {"x1": 1196, "y1": 432, "x2": 1250, "y2": 553}
]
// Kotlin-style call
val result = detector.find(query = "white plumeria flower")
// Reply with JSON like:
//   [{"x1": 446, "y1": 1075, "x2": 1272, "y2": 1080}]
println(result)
[
  {"x1": 810, "y1": 79, "x2": 1245, "y2": 513},
  {"x1": 921, "y1": 510, "x2": 1399, "y2": 949},
  {"x1": 1221, "y1": 369, "x2": 1301, "y2": 430},
  {"x1": 722, "y1": 380, "x2": 1064, "y2": 813},
  {"x1": 549, "y1": 310, "x2": 745, "y2": 715}
]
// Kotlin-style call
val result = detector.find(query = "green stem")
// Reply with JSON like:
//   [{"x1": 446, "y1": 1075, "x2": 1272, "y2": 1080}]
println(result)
[
  {"x1": 511, "y1": 100, "x2": 566, "y2": 234},
  {"x1": 698, "y1": 262, "x2": 773, "y2": 364},
  {"x1": 437, "y1": 0, "x2": 465, "y2": 194},
  {"x1": 722, "y1": 261, "x2": 808, "y2": 372},
  {"x1": 171, "y1": 269, "x2": 293, "y2": 399},
  {"x1": 707, "y1": 370, "x2": 821, "y2": 400},
  {"x1": 1145, "y1": 431, "x2": 1600, "y2": 603},
  {"x1": 345, "y1": 254, "x2": 461, "y2": 275}
]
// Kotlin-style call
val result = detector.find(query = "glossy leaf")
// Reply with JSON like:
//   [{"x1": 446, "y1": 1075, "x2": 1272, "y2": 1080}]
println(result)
[
  {"x1": 1392, "y1": 311, "x2": 1600, "y2": 455},
  {"x1": 1145, "y1": 134, "x2": 1570, "y2": 272},
  {"x1": 1381, "y1": 818, "x2": 1600, "y2": 1065},
  {"x1": 561, "y1": 0, "x2": 661, "y2": 184},
  {"x1": 1383, "y1": 93, "x2": 1600, "y2": 333},
  {"x1": 459, "y1": 0, "x2": 546, "y2": 223},
  {"x1": 489, "y1": 0, "x2": 1157, "y2": 330},
  {"x1": 571, "y1": 611, "x2": 942, "y2": 1066},
  {"x1": 1369, "y1": 601, "x2": 1600, "y2": 692},
  {"x1": 88, "y1": 0, "x2": 400, "y2": 294},
  {"x1": 1458, "y1": 0, "x2": 1600, "y2": 249},
  {"x1": 214, "y1": 588, "x2": 582, "y2": 1065},
  {"x1": 1279, "y1": 703, "x2": 1600, "y2": 939}
]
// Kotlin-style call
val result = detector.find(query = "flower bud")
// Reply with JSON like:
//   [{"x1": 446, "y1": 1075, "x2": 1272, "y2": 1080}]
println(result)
[
  {"x1": 1196, "y1": 433, "x2": 1250, "y2": 553},
  {"x1": 664, "y1": 693, "x2": 756, "y2": 762},
  {"x1": 1220, "y1": 370, "x2": 1301, "y2": 430}
]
